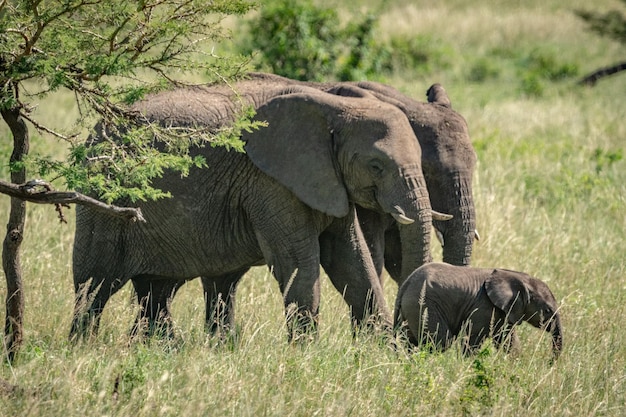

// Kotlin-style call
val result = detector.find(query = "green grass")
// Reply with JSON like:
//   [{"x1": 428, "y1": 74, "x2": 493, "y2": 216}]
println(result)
[{"x1": 2, "y1": 0, "x2": 626, "y2": 415}]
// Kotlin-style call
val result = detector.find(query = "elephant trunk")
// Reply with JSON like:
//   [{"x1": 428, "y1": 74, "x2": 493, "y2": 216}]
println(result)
[
  {"x1": 376, "y1": 164, "x2": 433, "y2": 284},
  {"x1": 398, "y1": 208, "x2": 433, "y2": 283},
  {"x1": 549, "y1": 314, "x2": 563, "y2": 360},
  {"x1": 396, "y1": 168, "x2": 433, "y2": 282},
  {"x1": 432, "y1": 172, "x2": 476, "y2": 266}
]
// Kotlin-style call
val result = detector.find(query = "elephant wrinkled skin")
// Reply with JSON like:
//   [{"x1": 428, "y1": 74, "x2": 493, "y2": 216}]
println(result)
[
  {"x1": 248, "y1": 73, "x2": 479, "y2": 278},
  {"x1": 142, "y1": 74, "x2": 475, "y2": 336},
  {"x1": 394, "y1": 263, "x2": 563, "y2": 359},
  {"x1": 71, "y1": 83, "x2": 435, "y2": 341}
]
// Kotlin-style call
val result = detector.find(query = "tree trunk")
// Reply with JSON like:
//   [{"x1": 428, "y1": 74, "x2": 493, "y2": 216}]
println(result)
[{"x1": 1, "y1": 106, "x2": 29, "y2": 362}]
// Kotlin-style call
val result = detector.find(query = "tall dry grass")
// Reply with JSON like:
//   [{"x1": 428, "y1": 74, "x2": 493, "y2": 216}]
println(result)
[{"x1": 1, "y1": 0, "x2": 626, "y2": 415}]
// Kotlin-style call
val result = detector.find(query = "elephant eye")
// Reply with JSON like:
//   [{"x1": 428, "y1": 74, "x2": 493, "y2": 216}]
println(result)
[{"x1": 368, "y1": 159, "x2": 384, "y2": 177}]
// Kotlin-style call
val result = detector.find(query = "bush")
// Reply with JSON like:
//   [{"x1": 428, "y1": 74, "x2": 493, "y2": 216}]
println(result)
[
  {"x1": 468, "y1": 58, "x2": 501, "y2": 82},
  {"x1": 517, "y1": 48, "x2": 578, "y2": 96},
  {"x1": 523, "y1": 49, "x2": 579, "y2": 81},
  {"x1": 240, "y1": 0, "x2": 341, "y2": 81},
  {"x1": 239, "y1": 0, "x2": 439, "y2": 81}
]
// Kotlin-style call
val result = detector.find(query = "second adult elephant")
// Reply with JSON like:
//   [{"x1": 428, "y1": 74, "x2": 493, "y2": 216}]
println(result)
[
  {"x1": 71, "y1": 84, "x2": 436, "y2": 341},
  {"x1": 248, "y1": 73, "x2": 479, "y2": 277}
]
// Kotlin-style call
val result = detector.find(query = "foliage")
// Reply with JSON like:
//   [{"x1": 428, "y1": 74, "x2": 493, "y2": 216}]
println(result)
[
  {"x1": 574, "y1": 1, "x2": 626, "y2": 85},
  {"x1": 0, "y1": 0, "x2": 258, "y2": 202},
  {"x1": 239, "y1": 0, "x2": 440, "y2": 81},
  {"x1": 468, "y1": 58, "x2": 502, "y2": 82},
  {"x1": 459, "y1": 347, "x2": 496, "y2": 415},
  {"x1": 517, "y1": 49, "x2": 579, "y2": 96},
  {"x1": 575, "y1": 0, "x2": 626, "y2": 44},
  {"x1": 466, "y1": 46, "x2": 578, "y2": 96},
  {"x1": 384, "y1": 34, "x2": 453, "y2": 76}
]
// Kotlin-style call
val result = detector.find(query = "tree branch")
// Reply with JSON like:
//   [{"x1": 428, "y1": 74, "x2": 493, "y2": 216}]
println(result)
[
  {"x1": 0, "y1": 179, "x2": 145, "y2": 222},
  {"x1": 579, "y1": 61, "x2": 626, "y2": 86},
  {"x1": 19, "y1": 109, "x2": 79, "y2": 142}
]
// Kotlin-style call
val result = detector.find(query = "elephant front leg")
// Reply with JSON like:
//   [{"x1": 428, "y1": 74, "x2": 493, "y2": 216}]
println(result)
[
  {"x1": 267, "y1": 255, "x2": 321, "y2": 343},
  {"x1": 493, "y1": 325, "x2": 520, "y2": 354},
  {"x1": 254, "y1": 207, "x2": 326, "y2": 343},
  {"x1": 319, "y1": 212, "x2": 392, "y2": 333}
]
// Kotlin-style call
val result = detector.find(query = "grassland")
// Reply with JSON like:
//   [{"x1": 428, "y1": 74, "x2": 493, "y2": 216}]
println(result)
[{"x1": 1, "y1": 0, "x2": 626, "y2": 415}]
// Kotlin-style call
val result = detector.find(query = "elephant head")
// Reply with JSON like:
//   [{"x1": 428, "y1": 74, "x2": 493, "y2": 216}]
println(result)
[
  {"x1": 356, "y1": 81, "x2": 478, "y2": 267},
  {"x1": 484, "y1": 269, "x2": 563, "y2": 359},
  {"x1": 245, "y1": 90, "x2": 433, "y2": 240}
]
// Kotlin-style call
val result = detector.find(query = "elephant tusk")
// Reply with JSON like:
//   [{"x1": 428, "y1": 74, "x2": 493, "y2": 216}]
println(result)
[
  {"x1": 432, "y1": 210, "x2": 453, "y2": 221},
  {"x1": 474, "y1": 229, "x2": 481, "y2": 241},
  {"x1": 392, "y1": 212, "x2": 415, "y2": 225},
  {"x1": 391, "y1": 205, "x2": 415, "y2": 225},
  {"x1": 435, "y1": 228, "x2": 445, "y2": 247}
]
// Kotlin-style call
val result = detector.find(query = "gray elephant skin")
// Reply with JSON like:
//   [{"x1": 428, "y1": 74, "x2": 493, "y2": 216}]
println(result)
[
  {"x1": 394, "y1": 263, "x2": 563, "y2": 359},
  {"x1": 247, "y1": 72, "x2": 479, "y2": 277},
  {"x1": 143, "y1": 74, "x2": 475, "y2": 336},
  {"x1": 71, "y1": 82, "x2": 435, "y2": 341}
]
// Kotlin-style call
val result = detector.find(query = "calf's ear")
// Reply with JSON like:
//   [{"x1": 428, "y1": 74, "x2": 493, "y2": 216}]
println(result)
[{"x1": 484, "y1": 269, "x2": 530, "y2": 324}]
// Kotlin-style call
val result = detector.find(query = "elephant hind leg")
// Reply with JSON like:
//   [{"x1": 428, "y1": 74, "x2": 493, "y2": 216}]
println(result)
[
  {"x1": 131, "y1": 276, "x2": 186, "y2": 339},
  {"x1": 201, "y1": 268, "x2": 248, "y2": 338},
  {"x1": 405, "y1": 307, "x2": 455, "y2": 352},
  {"x1": 70, "y1": 274, "x2": 129, "y2": 342}
]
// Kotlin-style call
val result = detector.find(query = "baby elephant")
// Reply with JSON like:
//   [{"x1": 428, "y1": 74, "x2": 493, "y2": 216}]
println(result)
[{"x1": 394, "y1": 263, "x2": 562, "y2": 359}]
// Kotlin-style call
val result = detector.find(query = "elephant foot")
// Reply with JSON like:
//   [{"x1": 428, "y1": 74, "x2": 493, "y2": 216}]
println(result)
[
  {"x1": 353, "y1": 311, "x2": 393, "y2": 336},
  {"x1": 204, "y1": 326, "x2": 241, "y2": 350},
  {"x1": 129, "y1": 315, "x2": 175, "y2": 342},
  {"x1": 69, "y1": 310, "x2": 102, "y2": 343},
  {"x1": 285, "y1": 304, "x2": 319, "y2": 344}
]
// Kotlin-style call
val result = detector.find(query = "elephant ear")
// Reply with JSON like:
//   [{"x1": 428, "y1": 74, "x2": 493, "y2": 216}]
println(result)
[
  {"x1": 484, "y1": 269, "x2": 530, "y2": 324},
  {"x1": 243, "y1": 92, "x2": 349, "y2": 218},
  {"x1": 426, "y1": 83, "x2": 452, "y2": 108}
]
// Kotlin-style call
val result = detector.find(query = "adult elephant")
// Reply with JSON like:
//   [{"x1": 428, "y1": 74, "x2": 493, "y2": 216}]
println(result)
[
  {"x1": 344, "y1": 81, "x2": 478, "y2": 274},
  {"x1": 70, "y1": 82, "x2": 437, "y2": 341},
  {"x1": 247, "y1": 73, "x2": 479, "y2": 276}
]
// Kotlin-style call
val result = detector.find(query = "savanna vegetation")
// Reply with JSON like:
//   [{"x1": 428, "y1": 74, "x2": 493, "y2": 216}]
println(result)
[{"x1": 1, "y1": 0, "x2": 625, "y2": 415}]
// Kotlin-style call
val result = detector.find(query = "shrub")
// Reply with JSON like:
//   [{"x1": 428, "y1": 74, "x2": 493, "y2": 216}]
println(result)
[
  {"x1": 517, "y1": 48, "x2": 578, "y2": 96},
  {"x1": 239, "y1": 0, "x2": 441, "y2": 81},
  {"x1": 240, "y1": 0, "x2": 341, "y2": 81},
  {"x1": 468, "y1": 58, "x2": 501, "y2": 82},
  {"x1": 523, "y1": 49, "x2": 579, "y2": 81}
]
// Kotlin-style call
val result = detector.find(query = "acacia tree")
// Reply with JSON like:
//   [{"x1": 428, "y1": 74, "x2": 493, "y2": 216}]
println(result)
[{"x1": 0, "y1": 0, "x2": 256, "y2": 361}]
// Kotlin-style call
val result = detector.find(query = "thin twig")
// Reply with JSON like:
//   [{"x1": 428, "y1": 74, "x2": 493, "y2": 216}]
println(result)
[{"x1": 19, "y1": 110, "x2": 79, "y2": 142}]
